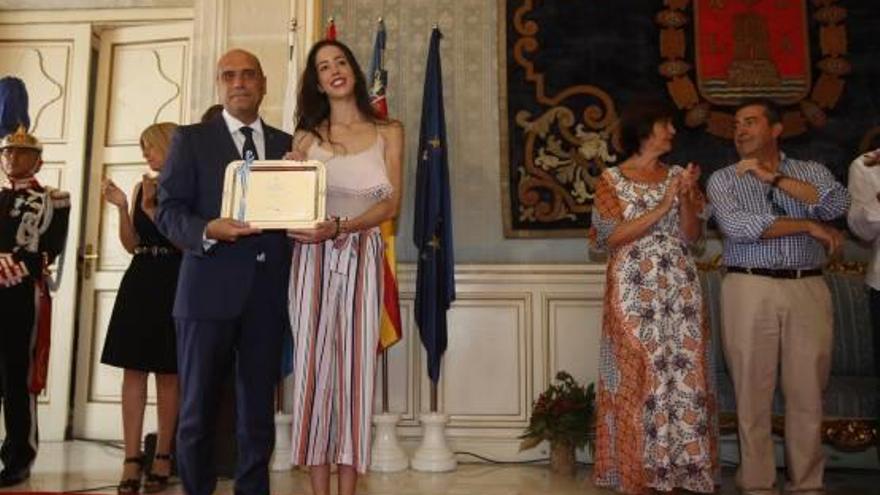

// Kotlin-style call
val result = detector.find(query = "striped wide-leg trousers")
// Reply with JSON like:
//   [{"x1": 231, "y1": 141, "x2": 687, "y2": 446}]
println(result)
[{"x1": 288, "y1": 228, "x2": 383, "y2": 474}]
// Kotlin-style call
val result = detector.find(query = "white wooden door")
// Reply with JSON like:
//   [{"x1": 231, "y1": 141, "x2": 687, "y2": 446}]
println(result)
[
  {"x1": 73, "y1": 22, "x2": 191, "y2": 440},
  {"x1": 0, "y1": 23, "x2": 93, "y2": 441}
]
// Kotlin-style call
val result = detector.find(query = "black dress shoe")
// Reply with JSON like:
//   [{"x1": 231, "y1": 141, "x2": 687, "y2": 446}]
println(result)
[{"x1": 0, "y1": 468, "x2": 30, "y2": 487}]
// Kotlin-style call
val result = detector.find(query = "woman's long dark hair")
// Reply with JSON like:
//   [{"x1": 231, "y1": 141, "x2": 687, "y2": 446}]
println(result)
[{"x1": 295, "y1": 39, "x2": 382, "y2": 145}]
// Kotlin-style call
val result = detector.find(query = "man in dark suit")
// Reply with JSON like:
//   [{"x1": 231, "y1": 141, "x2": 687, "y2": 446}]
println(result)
[{"x1": 156, "y1": 49, "x2": 291, "y2": 495}]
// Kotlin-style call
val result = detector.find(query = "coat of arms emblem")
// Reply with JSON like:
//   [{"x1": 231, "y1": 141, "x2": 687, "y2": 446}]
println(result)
[
  {"x1": 695, "y1": 0, "x2": 810, "y2": 105},
  {"x1": 658, "y1": 0, "x2": 849, "y2": 139}
]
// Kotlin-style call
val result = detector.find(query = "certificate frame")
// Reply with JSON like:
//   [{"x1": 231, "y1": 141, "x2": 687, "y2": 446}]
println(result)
[{"x1": 220, "y1": 159, "x2": 326, "y2": 229}]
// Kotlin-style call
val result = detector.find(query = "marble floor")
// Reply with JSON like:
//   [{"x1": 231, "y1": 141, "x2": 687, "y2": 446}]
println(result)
[{"x1": 1, "y1": 441, "x2": 879, "y2": 495}]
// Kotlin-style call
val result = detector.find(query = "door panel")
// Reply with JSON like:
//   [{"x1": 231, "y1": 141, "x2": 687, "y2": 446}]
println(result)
[
  {"x1": 0, "y1": 23, "x2": 93, "y2": 441},
  {"x1": 73, "y1": 22, "x2": 191, "y2": 440}
]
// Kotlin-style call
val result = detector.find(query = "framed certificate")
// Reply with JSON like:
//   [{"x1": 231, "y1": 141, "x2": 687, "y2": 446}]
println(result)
[{"x1": 220, "y1": 159, "x2": 326, "y2": 229}]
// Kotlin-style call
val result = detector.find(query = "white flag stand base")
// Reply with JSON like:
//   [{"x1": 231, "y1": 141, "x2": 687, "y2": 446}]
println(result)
[
  {"x1": 410, "y1": 412, "x2": 457, "y2": 472},
  {"x1": 271, "y1": 412, "x2": 292, "y2": 471},
  {"x1": 369, "y1": 412, "x2": 408, "y2": 472}
]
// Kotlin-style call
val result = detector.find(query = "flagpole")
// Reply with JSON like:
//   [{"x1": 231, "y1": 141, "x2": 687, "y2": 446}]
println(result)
[
  {"x1": 411, "y1": 25, "x2": 456, "y2": 472},
  {"x1": 381, "y1": 350, "x2": 390, "y2": 412},
  {"x1": 367, "y1": 15, "x2": 407, "y2": 472},
  {"x1": 430, "y1": 381, "x2": 438, "y2": 412},
  {"x1": 378, "y1": 5, "x2": 388, "y2": 402}
]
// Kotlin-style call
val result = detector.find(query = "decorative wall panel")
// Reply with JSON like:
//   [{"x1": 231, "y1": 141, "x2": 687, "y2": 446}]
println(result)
[
  {"x1": 106, "y1": 41, "x2": 188, "y2": 145},
  {"x1": 0, "y1": 42, "x2": 71, "y2": 141},
  {"x1": 441, "y1": 297, "x2": 530, "y2": 424}
]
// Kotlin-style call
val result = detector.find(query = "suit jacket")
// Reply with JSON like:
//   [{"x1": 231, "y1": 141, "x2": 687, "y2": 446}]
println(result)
[{"x1": 156, "y1": 116, "x2": 292, "y2": 319}]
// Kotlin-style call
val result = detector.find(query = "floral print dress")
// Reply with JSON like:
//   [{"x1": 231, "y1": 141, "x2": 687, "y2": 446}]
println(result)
[{"x1": 589, "y1": 166, "x2": 717, "y2": 494}]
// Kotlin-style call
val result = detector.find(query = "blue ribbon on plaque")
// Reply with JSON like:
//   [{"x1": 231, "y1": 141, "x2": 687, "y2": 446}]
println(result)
[{"x1": 236, "y1": 150, "x2": 255, "y2": 221}]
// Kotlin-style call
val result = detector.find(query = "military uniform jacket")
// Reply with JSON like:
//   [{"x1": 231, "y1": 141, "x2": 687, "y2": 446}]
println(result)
[{"x1": 0, "y1": 180, "x2": 70, "y2": 287}]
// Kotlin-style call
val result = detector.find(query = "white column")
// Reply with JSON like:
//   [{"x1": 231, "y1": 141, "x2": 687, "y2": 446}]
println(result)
[
  {"x1": 282, "y1": 0, "x2": 322, "y2": 132},
  {"x1": 190, "y1": 0, "x2": 227, "y2": 120}
]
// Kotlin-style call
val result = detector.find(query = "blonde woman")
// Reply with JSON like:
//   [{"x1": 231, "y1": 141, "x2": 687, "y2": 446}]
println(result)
[{"x1": 101, "y1": 122, "x2": 180, "y2": 494}]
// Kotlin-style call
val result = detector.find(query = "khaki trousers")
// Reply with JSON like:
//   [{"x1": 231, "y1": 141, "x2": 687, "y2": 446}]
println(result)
[{"x1": 721, "y1": 273, "x2": 832, "y2": 494}]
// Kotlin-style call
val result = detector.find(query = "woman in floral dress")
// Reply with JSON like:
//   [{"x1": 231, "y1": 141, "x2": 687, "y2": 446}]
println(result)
[{"x1": 589, "y1": 100, "x2": 717, "y2": 494}]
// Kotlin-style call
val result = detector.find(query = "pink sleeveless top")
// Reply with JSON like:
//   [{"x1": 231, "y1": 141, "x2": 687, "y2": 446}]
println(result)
[{"x1": 307, "y1": 135, "x2": 393, "y2": 218}]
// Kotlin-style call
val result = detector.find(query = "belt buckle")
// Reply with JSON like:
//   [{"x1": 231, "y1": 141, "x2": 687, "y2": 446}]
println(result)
[{"x1": 745, "y1": 267, "x2": 754, "y2": 275}]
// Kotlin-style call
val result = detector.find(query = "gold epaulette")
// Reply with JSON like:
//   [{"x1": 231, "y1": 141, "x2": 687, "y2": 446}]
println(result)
[{"x1": 47, "y1": 187, "x2": 71, "y2": 207}]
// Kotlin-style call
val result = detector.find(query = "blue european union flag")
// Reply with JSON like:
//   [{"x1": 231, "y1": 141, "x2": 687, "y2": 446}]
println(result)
[{"x1": 413, "y1": 28, "x2": 455, "y2": 385}]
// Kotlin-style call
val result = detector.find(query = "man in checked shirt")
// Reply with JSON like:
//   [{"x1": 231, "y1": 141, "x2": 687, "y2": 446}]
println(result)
[{"x1": 707, "y1": 99, "x2": 850, "y2": 495}]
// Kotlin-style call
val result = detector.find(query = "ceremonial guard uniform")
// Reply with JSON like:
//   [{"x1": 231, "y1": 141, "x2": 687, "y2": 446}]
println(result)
[{"x1": 0, "y1": 126, "x2": 70, "y2": 487}]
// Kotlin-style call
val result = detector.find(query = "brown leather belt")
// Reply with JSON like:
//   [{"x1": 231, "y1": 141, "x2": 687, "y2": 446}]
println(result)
[{"x1": 726, "y1": 266, "x2": 823, "y2": 279}]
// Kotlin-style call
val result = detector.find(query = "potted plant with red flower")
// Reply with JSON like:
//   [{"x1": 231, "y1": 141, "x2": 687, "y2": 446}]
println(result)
[{"x1": 519, "y1": 371, "x2": 595, "y2": 475}]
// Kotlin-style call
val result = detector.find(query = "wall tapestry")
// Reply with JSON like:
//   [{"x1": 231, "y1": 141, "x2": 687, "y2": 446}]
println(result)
[{"x1": 499, "y1": 0, "x2": 880, "y2": 238}]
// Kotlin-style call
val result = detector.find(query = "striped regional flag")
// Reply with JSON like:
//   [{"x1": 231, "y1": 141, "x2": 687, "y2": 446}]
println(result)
[{"x1": 369, "y1": 19, "x2": 402, "y2": 351}]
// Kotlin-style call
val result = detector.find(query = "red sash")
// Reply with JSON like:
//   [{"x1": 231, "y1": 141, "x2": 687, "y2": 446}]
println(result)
[{"x1": 28, "y1": 275, "x2": 52, "y2": 394}]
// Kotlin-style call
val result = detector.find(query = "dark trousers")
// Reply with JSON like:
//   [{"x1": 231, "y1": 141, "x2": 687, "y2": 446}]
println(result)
[
  {"x1": 175, "y1": 262, "x2": 286, "y2": 495},
  {"x1": 0, "y1": 281, "x2": 38, "y2": 474}
]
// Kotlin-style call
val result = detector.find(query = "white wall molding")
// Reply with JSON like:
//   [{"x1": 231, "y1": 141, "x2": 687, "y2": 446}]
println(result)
[{"x1": 376, "y1": 263, "x2": 605, "y2": 459}]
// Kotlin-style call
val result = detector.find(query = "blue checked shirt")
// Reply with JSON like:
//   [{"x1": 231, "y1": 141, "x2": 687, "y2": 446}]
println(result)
[{"x1": 706, "y1": 154, "x2": 850, "y2": 269}]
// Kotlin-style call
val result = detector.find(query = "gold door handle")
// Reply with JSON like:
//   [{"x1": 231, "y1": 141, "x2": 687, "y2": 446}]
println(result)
[{"x1": 79, "y1": 243, "x2": 99, "y2": 279}]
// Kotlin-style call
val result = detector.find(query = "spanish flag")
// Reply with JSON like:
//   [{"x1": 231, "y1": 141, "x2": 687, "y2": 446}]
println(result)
[{"x1": 369, "y1": 19, "x2": 403, "y2": 351}]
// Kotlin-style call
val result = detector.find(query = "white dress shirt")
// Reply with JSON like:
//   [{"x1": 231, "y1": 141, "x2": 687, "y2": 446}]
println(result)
[
  {"x1": 221, "y1": 108, "x2": 266, "y2": 160},
  {"x1": 847, "y1": 150, "x2": 880, "y2": 290},
  {"x1": 202, "y1": 110, "x2": 267, "y2": 250}
]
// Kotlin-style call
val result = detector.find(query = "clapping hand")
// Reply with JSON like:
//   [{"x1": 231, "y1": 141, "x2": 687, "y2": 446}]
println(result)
[
  {"x1": 141, "y1": 174, "x2": 158, "y2": 211},
  {"x1": 680, "y1": 162, "x2": 700, "y2": 189},
  {"x1": 678, "y1": 162, "x2": 704, "y2": 208},
  {"x1": 102, "y1": 179, "x2": 128, "y2": 209},
  {"x1": 659, "y1": 175, "x2": 681, "y2": 212}
]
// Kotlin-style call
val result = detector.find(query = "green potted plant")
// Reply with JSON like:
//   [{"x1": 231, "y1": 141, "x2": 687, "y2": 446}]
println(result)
[{"x1": 519, "y1": 371, "x2": 595, "y2": 475}]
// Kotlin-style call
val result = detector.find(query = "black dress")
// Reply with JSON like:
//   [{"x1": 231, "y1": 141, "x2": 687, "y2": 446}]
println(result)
[{"x1": 101, "y1": 187, "x2": 180, "y2": 373}]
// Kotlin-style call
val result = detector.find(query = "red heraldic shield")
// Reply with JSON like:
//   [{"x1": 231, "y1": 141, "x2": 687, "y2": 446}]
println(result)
[{"x1": 694, "y1": 0, "x2": 811, "y2": 105}]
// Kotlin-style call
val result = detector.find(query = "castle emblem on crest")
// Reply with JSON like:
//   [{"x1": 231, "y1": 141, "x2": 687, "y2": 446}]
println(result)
[{"x1": 657, "y1": 0, "x2": 849, "y2": 139}]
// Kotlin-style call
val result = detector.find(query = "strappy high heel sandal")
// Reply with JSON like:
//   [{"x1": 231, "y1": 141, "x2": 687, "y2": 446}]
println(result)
[
  {"x1": 117, "y1": 454, "x2": 144, "y2": 494},
  {"x1": 143, "y1": 453, "x2": 172, "y2": 493}
]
